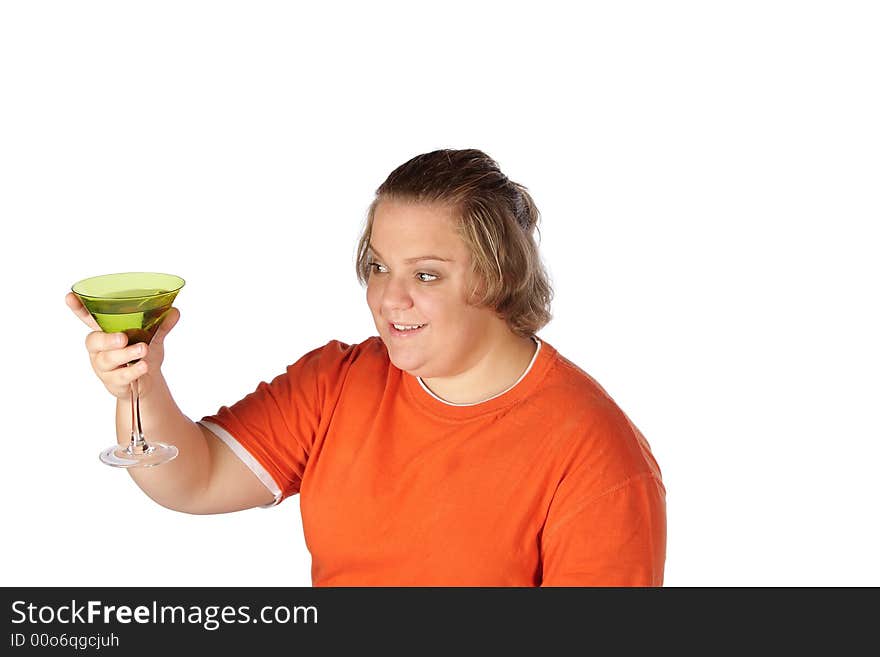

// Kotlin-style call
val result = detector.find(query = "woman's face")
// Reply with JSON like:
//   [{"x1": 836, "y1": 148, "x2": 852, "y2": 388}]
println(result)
[{"x1": 366, "y1": 199, "x2": 500, "y2": 378}]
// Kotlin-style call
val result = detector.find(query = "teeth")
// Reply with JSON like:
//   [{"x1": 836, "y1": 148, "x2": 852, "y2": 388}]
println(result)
[{"x1": 393, "y1": 323, "x2": 424, "y2": 331}]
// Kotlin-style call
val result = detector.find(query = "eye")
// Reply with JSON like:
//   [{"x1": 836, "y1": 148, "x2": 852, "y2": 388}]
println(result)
[{"x1": 368, "y1": 261, "x2": 437, "y2": 283}]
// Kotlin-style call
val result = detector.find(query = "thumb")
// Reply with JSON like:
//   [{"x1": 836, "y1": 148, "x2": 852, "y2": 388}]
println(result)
[
  {"x1": 65, "y1": 292, "x2": 101, "y2": 331},
  {"x1": 151, "y1": 307, "x2": 180, "y2": 346}
]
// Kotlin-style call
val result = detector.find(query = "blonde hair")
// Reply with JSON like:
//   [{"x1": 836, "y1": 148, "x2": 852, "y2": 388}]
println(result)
[{"x1": 355, "y1": 148, "x2": 553, "y2": 337}]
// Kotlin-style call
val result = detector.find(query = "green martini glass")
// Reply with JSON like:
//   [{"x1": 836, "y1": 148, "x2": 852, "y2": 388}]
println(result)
[{"x1": 72, "y1": 272, "x2": 185, "y2": 468}]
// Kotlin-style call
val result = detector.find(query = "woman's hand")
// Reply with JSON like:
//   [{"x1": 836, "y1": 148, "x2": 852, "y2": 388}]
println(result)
[{"x1": 66, "y1": 292, "x2": 180, "y2": 400}]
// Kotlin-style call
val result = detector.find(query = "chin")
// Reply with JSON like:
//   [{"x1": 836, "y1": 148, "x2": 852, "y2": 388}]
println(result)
[
  {"x1": 388, "y1": 354, "x2": 424, "y2": 375},
  {"x1": 383, "y1": 345, "x2": 427, "y2": 376}
]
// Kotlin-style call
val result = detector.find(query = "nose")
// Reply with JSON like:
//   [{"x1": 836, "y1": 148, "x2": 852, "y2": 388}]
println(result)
[{"x1": 380, "y1": 275, "x2": 414, "y2": 313}]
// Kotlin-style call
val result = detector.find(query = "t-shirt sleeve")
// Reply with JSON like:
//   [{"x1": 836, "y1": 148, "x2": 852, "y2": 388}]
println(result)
[
  {"x1": 197, "y1": 339, "x2": 355, "y2": 507},
  {"x1": 539, "y1": 401, "x2": 667, "y2": 587},
  {"x1": 540, "y1": 472, "x2": 667, "y2": 586}
]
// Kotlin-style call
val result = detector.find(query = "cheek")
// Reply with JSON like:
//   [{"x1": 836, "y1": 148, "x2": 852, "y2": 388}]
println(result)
[
  {"x1": 365, "y1": 280, "x2": 466, "y2": 325},
  {"x1": 422, "y1": 294, "x2": 471, "y2": 326},
  {"x1": 365, "y1": 282, "x2": 381, "y2": 310}
]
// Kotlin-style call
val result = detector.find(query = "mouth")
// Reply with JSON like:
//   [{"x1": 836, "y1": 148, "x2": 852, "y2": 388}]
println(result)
[{"x1": 388, "y1": 322, "x2": 428, "y2": 338}]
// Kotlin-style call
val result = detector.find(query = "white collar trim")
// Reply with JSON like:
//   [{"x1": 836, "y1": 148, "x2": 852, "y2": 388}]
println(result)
[{"x1": 416, "y1": 337, "x2": 542, "y2": 407}]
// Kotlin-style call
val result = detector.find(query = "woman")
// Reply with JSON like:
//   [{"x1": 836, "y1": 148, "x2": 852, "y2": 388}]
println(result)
[{"x1": 67, "y1": 148, "x2": 666, "y2": 586}]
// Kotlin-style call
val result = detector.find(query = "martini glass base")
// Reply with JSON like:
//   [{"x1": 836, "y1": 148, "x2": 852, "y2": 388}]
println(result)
[{"x1": 99, "y1": 443, "x2": 179, "y2": 468}]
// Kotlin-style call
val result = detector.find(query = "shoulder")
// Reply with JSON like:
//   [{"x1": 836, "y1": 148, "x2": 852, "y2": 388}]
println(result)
[
  {"x1": 284, "y1": 335, "x2": 390, "y2": 397},
  {"x1": 532, "y1": 345, "x2": 629, "y2": 423},
  {"x1": 541, "y1": 347, "x2": 619, "y2": 405},
  {"x1": 533, "y1": 342, "x2": 664, "y2": 487},
  {"x1": 294, "y1": 335, "x2": 388, "y2": 372},
  {"x1": 256, "y1": 336, "x2": 390, "y2": 411}
]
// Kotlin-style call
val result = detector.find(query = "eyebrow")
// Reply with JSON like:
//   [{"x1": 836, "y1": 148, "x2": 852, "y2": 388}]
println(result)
[{"x1": 367, "y1": 244, "x2": 453, "y2": 264}]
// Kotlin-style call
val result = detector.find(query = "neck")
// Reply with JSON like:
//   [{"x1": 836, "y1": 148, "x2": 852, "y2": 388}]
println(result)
[{"x1": 420, "y1": 331, "x2": 538, "y2": 405}]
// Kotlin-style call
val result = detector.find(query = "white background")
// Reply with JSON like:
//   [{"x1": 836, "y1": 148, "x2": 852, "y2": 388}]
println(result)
[{"x1": 1, "y1": 1, "x2": 877, "y2": 587}]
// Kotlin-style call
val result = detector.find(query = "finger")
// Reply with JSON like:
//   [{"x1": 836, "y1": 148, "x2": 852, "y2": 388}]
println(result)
[
  {"x1": 107, "y1": 360, "x2": 148, "y2": 390},
  {"x1": 85, "y1": 329, "x2": 128, "y2": 356},
  {"x1": 66, "y1": 292, "x2": 101, "y2": 331},
  {"x1": 95, "y1": 343, "x2": 147, "y2": 373},
  {"x1": 150, "y1": 307, "x2": 180, "y2": 347}
]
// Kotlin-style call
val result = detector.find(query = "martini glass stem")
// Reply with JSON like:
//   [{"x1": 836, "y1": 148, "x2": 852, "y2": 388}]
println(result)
[{"x1": 128, "y1": 363, "x2": 149, "y2": 455}]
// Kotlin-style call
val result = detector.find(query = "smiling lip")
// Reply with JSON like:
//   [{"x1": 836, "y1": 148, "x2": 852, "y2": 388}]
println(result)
[{"x1": 388, "y1": 322, "x2": 427, "y2": 337}]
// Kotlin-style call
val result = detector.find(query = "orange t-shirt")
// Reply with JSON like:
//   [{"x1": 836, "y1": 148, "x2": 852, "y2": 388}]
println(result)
[{"x1": 199, "y1": 336, "x2": 666, "y2": 586}]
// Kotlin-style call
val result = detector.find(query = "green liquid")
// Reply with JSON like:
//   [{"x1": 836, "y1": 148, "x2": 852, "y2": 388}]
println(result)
[{"x1": 81, "y1": 288, "x2": 178, "y2": 344}]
